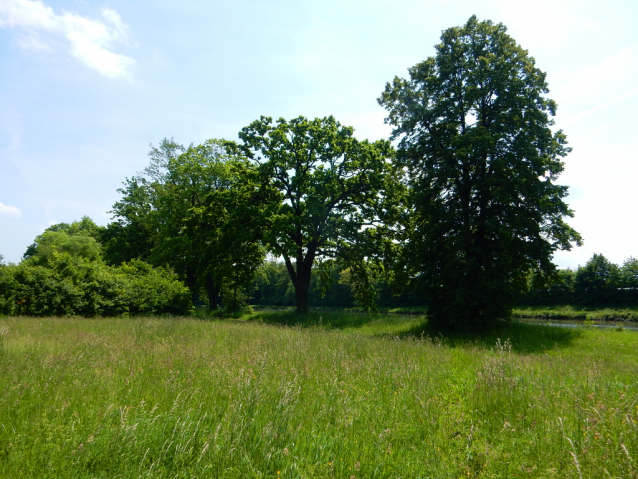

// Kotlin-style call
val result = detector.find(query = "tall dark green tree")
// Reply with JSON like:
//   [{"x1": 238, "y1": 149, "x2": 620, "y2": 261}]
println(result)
[
  {"x1": 152, "y1": 139, "x2": 273, "y2": 310},
  {"x1": 379, "y1": 16, "x2": 582, "y2": 329},
  {"x1": 108, "y1": 138, "x2": 272, "y2": 310},
  {"x1": 575, "y1": 253, "x2": 620, "y2": 305},
  {"x1": 240, "y1": 116, "x2": 403, "y2": 313}
]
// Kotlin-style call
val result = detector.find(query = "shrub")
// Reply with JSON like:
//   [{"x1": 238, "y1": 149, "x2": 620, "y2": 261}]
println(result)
[{"x1": 0, "y1": 255, "x2": 191, "y2": 317}]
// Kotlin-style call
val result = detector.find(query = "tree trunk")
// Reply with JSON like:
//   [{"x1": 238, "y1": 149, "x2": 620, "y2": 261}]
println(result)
[
  {"x1": 186, "y1": 266, "x2": 199, "y2": 304},
  {"x1": 205, "y1": 274, "x2": 221, "y2": 310},
  {"x1": 283, "y1": 249, "x2": 315, "y2": 314},
  {"x1": 294, "y1": 273, "x2": 311, "y2": 314}
]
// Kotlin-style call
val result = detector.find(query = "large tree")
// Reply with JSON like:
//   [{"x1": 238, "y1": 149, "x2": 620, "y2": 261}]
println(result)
[
  {"x1": 379, "y1": 16, "x2": 582, "y2": 329},
  {"x1": 239, "y1": 115, "x2": 402, "y2": 313},
  {"x1": 152, "y1": 139, "x2": 273, "y2": 310},
  {"x1": 108, "y1": 138, "x2": 272, "y2": 310}
]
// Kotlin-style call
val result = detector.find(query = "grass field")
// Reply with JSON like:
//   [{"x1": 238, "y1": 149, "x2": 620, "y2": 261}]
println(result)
[
  {"x1": 513, "y1": 305, "x2": 638, "y2": 322},
  {"x1": 0, "y1": 311, "x2": 637, "y2": 478}
]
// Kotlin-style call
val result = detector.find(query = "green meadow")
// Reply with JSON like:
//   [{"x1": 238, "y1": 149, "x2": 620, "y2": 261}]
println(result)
[{"x1": 0, "y1": 312, "x2": 637, "y2": 478}]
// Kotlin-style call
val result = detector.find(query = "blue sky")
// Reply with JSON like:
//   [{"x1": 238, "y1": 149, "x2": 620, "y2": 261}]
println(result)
[{"x1": 1, "y1": 0, "x2": 637, "y2": 268}]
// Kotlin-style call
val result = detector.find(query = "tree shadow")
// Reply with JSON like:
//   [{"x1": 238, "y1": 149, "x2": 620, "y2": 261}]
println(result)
[
  {"x1": 250, "y1": 309, "x2": 581, "y2": 353},
  {"x1": 396, "y1": 319, "x2": 582, "y2": 354},
  {"x1": 250, "y1": 309, "x2": 388, "y2": 330}
]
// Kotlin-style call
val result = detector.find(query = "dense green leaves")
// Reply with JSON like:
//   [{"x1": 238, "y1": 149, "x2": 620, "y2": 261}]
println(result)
[
  {"x1": 574, "y1": 253, "x2": 620, "y2": 305},
  {"x1": 23, "y1": 216, "x2": 103, "y2": 262},
  {"x1": 0, "y1": 252, "x2": 191, "y2": 318},
  {"x1": 523, "y1": 254, "x2": 638, "y2": 307},
  {"x1": 240, "y1": 115, "x2": 404, "y2": 312},
  {"x1": 379, "y1": 16, "x2": 581, "y2": 329},
  {"x1": 107, "y1": 139, "x2": 274, "y2": 311}
]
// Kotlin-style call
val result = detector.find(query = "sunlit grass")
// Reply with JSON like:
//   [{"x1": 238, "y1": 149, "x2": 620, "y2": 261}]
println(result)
[
  {"x1": 514, "y1": 305, "x2": 638, "y2": 321},
  {"x1": 0, "y1": 312, "x2": 637, "y2": 478}
]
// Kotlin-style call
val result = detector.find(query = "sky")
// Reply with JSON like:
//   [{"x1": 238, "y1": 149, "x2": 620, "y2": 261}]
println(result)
[{"x1": 1, "y1": 0, "x2": 637, "y2": 268}]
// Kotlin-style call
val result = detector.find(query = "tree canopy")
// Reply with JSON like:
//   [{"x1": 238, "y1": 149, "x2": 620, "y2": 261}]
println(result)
[
  {"x1": 240, "y1": 115, "x2": 403, "y2": 312},
  {"x1": 107, "y1": 138, "x2": 273, "y2": 311},
  {"x1": 379, "y1": 15, "x2": 582, "y2": 329}
]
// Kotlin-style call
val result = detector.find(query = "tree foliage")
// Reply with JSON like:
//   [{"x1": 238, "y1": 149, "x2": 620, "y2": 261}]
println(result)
[
  {"x1": 23, "y1": 216, "x2": 102, "y2": 261},
  {"x1": 379, "y1": 15, "x2": 581, "y2": 329},
  {"x1": 239, "y1": 115, "x2": 403, "y2": 312},
  {"x1": 574, "y1": 253, "x2": 621, "y2": 305},
  {"x1": 0, "y1": 219, "x2": 192, "y2": 317},
  {"x1": 107, "y1": 138, "x2": 273, "y2": 311},
  {"x1": 102, "y1": 138, "x2": 185, "y2": 266}
]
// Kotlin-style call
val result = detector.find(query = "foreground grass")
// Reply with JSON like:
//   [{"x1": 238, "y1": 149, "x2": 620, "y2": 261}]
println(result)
[{"x1": 0, "y1": 313, "x2": 637, "y2": 478}]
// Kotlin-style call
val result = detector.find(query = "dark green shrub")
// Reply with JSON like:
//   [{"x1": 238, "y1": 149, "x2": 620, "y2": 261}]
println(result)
[{"x1": 119, "y1": 260, "x2": 192, "y2": 316}]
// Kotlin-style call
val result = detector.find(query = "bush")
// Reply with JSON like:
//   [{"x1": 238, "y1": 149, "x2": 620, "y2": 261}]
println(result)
[
  {"x1": 0, "y1": 255, "x2": 192, "y2": 317},
  {"x1": 119, "y1": 260, "x2": 193, "y2": 316}
]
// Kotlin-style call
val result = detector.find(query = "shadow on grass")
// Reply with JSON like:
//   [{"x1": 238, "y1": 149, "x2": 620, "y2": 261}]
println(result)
[
  {"x1": 250, "y1": 310, "x2": 391, "y2": 330},
  {"x1": 398, "y1": 319, "x2": 582, "y2": 354},
  {"x1": 248, "y1": 309, "x2": 581, "y2": 353}
]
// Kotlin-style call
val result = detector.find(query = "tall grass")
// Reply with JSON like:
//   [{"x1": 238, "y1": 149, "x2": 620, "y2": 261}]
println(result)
[{"x1": 0, "y1": 312, "x2": 636, "y2": 478}]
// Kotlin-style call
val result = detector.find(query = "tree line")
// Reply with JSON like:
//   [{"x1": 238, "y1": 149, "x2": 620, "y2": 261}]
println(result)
[
  {"x1": 523, "y1": 254, "x2": 638, "y2": 306},
  {"x1": 2, "y1": 16, "x2": 596, "y2": 328},
  {"x1": 255, "y1": 253, "x2": 638, "y2": 309}
]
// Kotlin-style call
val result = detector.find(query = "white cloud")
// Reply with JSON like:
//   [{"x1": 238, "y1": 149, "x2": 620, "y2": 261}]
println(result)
[
  {"x1": 15, "y1": 33, "x2": 51, "y2": 51},
  {"x1": 0, "y1": 203, "x2": 22, "y2": 218},
  {"x1": 0, "y1": 0, "x2": 135, "y2": 78}
]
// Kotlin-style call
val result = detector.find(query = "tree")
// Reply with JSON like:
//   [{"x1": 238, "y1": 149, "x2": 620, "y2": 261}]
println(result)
[
  {"x1": 620, "y1": 257, "x2": 638, "y2": 288},
  {"x1": 102, "y1": 139, "x2": 185, "y2": 266},
  {"x1": 522, "y1": 268, "x2": 576, "y2": 306},
  {"x1": 151, "y1": 139, "x2": 272, "y2": 310},
  {"x1": 378, "y1": 16, "x2": 581, "y2": 329},
  {"x1": 109, "y1": 138, "x2": 272, "y2": 311},
  {"x1": 575, "y1": 253, "x2": 620, "y2": 305},
  {"x1": 24, "y1": 216, "x2": 103, "y2": 261},
  {"x1": 5, "y1": 218, "x2": 192, "y2": 317},
  {"x1": 239, "y1": 116, "x2": 403, "y2": 313},
  {"x1": 618, "y1": 256, "x2": 638, "y2": 304}
]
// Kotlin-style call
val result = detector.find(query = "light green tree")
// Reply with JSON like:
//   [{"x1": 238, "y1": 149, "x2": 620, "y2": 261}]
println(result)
[{"x1": 23, "y1": 217, "x2": 103, "y2": 265}]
